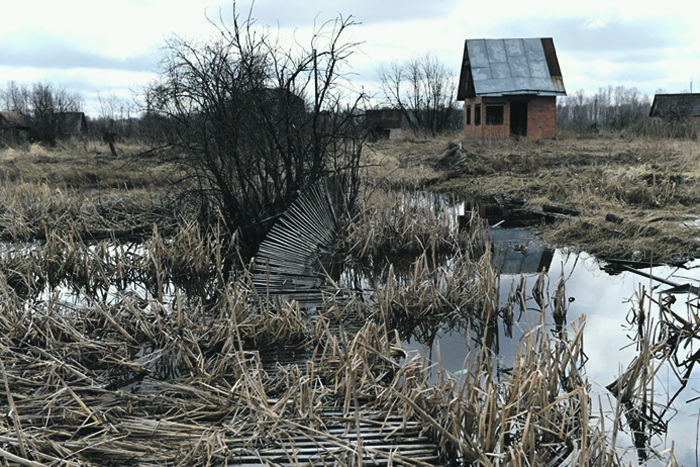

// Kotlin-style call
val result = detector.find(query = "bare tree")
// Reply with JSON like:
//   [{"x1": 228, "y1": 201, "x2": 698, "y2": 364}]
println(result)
[
  {"x1": 377, "y1": 53, "x2": 459, "y2": 135},
  {"x1": 0, "y1": 81, "x2": 31, "y2": 115},
  {"x1": 145, "y1": 3, "x2": 367, "y2": 255},
  {"x1": 557, "y1": 85, "x2": 651, "y2": 132}
]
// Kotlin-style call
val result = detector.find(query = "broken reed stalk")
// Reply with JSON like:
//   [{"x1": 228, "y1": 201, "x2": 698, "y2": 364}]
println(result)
[
  {"x1": 603, "y1": 279, "x2": 700, "y2": 462},
  {"x1": 0, "y1": 186, "x2": 683, "y2": 465},
  {"x1": 0, "y1": 241, "x2": 640, "y2": 467},
  {"x1": 0, "y1": 357, "x2": 28, "y2": 460}
]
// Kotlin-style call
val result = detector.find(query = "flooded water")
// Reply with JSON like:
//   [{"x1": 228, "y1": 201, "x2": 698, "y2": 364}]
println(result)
[{"x1": 401, "y1": 226, "x2": 700, "y2": 465}]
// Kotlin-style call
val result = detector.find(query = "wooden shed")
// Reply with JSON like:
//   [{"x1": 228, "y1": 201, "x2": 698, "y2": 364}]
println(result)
[
  {"x1": 56, "y1": 112, "x2": 88, "y2": 137},
  {"x1": 457, "y1": 38, "x2": 566, "y2": 139},
  {"x1": 649, "y1": 93, "x2": 700, "y2": 122},
  {"x1": 365, "y1": 108, "x2": 403, "y2": 139},
  {"x1": 0, "y1": 111, "x2": 32, "y2": 144}
]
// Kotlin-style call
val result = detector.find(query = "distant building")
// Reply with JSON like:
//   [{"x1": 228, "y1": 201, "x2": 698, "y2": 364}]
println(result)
[
  {"x1": 649, "y1": 93, "x2": 700, "y2": 122},
  {"x1": 56, "y1": 112, "x2": 88, "y2": 138},
  {"x1": 457, "y1": 38, "x2": 566, "y2": 139},
  {"x1": 0, "y1": 111, "x2": 32, "y2": 144},
  {"x1": 365, "y1": 108, "x2": 403, "y2": 139}
]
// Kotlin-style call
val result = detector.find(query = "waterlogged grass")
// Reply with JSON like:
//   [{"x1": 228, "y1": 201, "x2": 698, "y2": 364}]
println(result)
[
  {"x1": 0, "y1": 139, "x2": 179, "y2": 188},
  {"x1": 0, "y1": 133, "x2": 694, "y2": 465},
  {"x1": 367, "y1": 132, "x2": 700, "y2": 263},
  {"x1": 0, "y1": 218, "x2": 654, "y2": 466}
]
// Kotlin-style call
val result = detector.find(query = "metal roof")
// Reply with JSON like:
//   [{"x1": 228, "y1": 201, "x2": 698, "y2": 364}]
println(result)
[{"x1": 457, "y1": 38, "x2": 566, "y2": 100}]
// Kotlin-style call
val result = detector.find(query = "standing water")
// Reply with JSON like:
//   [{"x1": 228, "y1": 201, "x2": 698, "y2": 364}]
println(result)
[{"x1": 401, "y1": 225, "x2": 700, "y2": 465}]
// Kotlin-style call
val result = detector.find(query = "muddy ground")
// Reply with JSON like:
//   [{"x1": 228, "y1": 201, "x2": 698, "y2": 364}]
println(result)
[{"x1": 366, "y1": 132, "x2": 700, "y2": 264}]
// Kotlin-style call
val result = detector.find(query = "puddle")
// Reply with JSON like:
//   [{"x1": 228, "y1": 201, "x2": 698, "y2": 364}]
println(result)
[{"x1": 398, "y1": 226, "x2": 700, "y2": 465}]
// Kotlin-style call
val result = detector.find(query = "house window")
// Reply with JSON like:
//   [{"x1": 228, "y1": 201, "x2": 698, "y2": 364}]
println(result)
[
  {"x1": 486, "y1": 105, "x2": 504, "y2": 125},
  {"x1": 466, "y1": 105, "x2": 471, "y2": 125},
  {"x1": 474, "y1": 104, "x2": 481, "y2": 126}
]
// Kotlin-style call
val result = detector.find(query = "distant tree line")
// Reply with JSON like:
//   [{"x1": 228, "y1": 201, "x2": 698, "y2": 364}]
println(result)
[
  {"x1": 556, "y1": 85, "x2": 652, "y2": 132},
  {"x1": 0, "y1": 81, "x2": 163, "y2": 145},
  {"x1": 376, "y1": 53, "x2": 462, "y2": 135}
]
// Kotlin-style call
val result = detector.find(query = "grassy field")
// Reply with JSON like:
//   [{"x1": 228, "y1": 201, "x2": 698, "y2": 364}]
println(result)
[{"x1": 2, "y1": 132, "x2": 699, "y2": 263}]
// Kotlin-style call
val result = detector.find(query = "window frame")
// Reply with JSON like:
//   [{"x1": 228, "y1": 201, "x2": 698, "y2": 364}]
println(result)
[{"x1": 485, "y1": 104, "x2": 505, "y2": 126}]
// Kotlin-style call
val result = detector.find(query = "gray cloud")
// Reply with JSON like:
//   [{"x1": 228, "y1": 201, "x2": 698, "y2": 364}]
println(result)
[
  {"x1": 550, "y1": 17, "x2": 681, "y2": 54},
  {"x1": 213, "y1": 0, "x2": 459, "y2": 28},
  {"x1": 487, "y1": 15, "x2": 685, "y2": 61},
  {"x1": 478, "y1": 15, "x2": 693, "y2": 95},
  {"x1": 0, "y1": 30, "x2": 156, "y2": 72}
]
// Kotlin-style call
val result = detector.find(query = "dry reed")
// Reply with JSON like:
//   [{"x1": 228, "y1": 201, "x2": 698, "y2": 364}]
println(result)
[{"x1": 0, "y1": 211, "x2": 655, "y2": 466}]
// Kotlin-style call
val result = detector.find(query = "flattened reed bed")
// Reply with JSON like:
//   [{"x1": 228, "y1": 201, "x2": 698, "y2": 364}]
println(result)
[
  {"x1": 0, "y1": 203, "x2": 686, "y2": 465},
  {"x1": 0, "y1": 218, "x2": 653, "y2": 466},
  {"x1": 0, "y1": 271, "x2": 629, "y2": 466}
]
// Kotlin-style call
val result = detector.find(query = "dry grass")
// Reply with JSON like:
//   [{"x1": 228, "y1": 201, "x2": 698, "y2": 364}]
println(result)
[
  {"x1": 365, "y1": 132, "x2": 700, "y2": 263},
  {"x1": 339, "y1": 188, "x2": 464, "y2": 259},
  {"x1": 0, "y1": 180, "x2": 179, "y2": 242},
  {"x1": 0, "y1": 139, "x2": 179, "y2": 189},
  {"x1": 0, "y1": 215, "x2": 645, "y2": 466},
  {"x1": 0, "y1": 133, "x2": 694, "y2": 465}
]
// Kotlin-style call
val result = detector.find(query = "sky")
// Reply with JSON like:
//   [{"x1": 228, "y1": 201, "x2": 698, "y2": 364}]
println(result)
[{"x1": 2, "y1": 0, "x2": 700, "y2": 117}]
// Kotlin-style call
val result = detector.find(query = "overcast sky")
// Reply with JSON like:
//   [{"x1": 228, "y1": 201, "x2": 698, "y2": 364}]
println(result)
[{"x1": 2, "y1": 0, "x2": 699, "y2": 117}]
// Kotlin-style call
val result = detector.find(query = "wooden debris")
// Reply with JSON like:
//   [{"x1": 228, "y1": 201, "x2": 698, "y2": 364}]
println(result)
[{"x1": 542, "y1": 204, "x2": 580, "y2": 216}]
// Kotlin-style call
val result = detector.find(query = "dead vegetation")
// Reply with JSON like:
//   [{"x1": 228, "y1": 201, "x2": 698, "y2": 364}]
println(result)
[
  {"x1": 0, "y1": 132, "x2": 695, "y2": 465},
  {"x1": 366, "y1": 132, "x2": 700, "y2": 263},
  {"x1": 0, "y1": 139, "x2": 178, "y2": 190},
  {"x1": 0, "y1": 214, "x2": 637, "y2": 466}
]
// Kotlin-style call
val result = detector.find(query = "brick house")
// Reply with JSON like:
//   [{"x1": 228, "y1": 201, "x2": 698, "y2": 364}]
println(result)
[{"x1": 457, "y1": 38, "x2": 566, "y2": 139}]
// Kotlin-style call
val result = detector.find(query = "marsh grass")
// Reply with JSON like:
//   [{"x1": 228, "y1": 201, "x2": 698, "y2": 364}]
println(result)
[
  {"x1": 0, "y1": 139, "x2": 178, "y2": 189},
  {"x1": 339, "y1": 188, "x2": 465, "y2": 259},
  {"x1": 0, "y1": 180, "x2": 176, "y2": 242},
  {"x1": 398, "y1": 135, "x2": 700, "y2": 263},
  {"x1": 0, "y1": 210, "x2": 691, "y2": 465},
  {"x1": 539, "y1": 214, "x2": 700, "y2": 263},
  {"x1": 0, "y1": 222, "x2": 638, "y2": 466},
  {"x1": 0, "y1": 133, "x2": 693, "y2": 465}
]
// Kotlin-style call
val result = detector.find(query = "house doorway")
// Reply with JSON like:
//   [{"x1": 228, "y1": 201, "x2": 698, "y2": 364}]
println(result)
[{"x1": 510, "y1": 102, "x2": 528, "y2": 137}]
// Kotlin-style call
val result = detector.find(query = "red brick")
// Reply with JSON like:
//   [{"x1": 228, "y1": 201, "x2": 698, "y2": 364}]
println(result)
[{"x1": 463, "y1": 96, "x2": 557, "y2": 139}]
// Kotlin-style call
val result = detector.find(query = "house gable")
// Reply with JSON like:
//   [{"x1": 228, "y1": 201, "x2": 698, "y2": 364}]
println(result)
[{"x1": 458, "y1": 38, "x2": 566, "y2": 100}]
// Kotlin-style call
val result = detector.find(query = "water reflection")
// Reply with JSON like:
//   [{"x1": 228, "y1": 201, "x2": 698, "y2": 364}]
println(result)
[{"x1": 394, "y1": 233, "x2": 700, "y2": 465}]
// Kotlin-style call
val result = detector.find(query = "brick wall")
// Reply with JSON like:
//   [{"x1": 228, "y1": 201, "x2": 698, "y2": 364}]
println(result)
[
  {"x1": 526, "y1": 96, "x2": 557, "y2": 139},
  {"x1": 463, "y1": 95, "x2": 557, "y2": 139}
]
